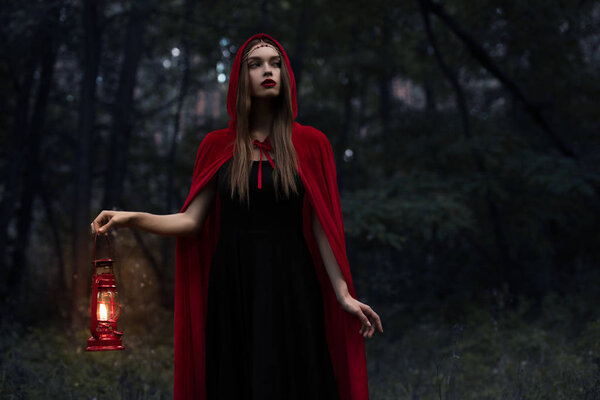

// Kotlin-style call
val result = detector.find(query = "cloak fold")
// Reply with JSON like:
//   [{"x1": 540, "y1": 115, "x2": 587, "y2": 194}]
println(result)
[{"x1": 174, "y1": 33, "x2": 369, "y2": 400}]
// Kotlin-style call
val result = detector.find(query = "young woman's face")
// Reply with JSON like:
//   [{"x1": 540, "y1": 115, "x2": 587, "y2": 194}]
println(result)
[{"x1": 246, "y1": 44, "x2": 282, "y2": 99}]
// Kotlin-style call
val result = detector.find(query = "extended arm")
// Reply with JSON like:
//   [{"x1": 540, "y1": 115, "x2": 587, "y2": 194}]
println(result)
[
  {"x1": 91, "y1": 174, "x2": 217, "y2": 237},
  {"x1": 311, "y1": 208, "x2": 383, "y2": 338},
  {"x1": 311, "y1": 209, "x2": 349, "y2": 302}
]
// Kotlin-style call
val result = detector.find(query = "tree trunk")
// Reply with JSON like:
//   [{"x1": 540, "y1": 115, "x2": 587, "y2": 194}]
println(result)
[
  {"x1": 0, "y1": 27, "x2": 38, "y2": 306},
  {"x1": 102, "y1": 0, "x2": 151, "y2": 210},
  {"x1": 422, "y1": 0, "x2": 577, "y2": 159},
  {"x1": 37, "y1": 172, "x2": 67, "y2": 317},
  {"x1": 159, "y1": 0, "x2": 195, "y2": 309},
  {"x1": 291, "y1": 0, "x2": 311, "y2": 88},
  {"x1": 10, "y1": 4, "x2": 61, "y2": 311},
  {"x1": 377, "y1": 11, "x2": 394, "y2": 176},
  {"x1": 72, "y1": 0, "x2": 104, "y2": 327},
  {"x1": 337, "y1": 23, "x2": 361, "y2": 193},
  {"x1": 418, "y1": 0, "x2": 512, "y2": 289}
]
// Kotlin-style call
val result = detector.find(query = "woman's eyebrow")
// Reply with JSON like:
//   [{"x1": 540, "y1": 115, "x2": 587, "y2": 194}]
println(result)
[{"x1": 247, "y1": 55, "x2": 281, "y2": 61}]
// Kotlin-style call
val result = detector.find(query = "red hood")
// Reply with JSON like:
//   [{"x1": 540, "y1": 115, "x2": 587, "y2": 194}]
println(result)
[{"x1": 226, "y1": 33, "x2": 298, "y2": 131}]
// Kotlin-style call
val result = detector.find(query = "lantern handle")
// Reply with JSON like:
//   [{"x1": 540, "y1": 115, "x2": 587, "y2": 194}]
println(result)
[{"x1": 94, "y1": 232, "x2": 113, "y2": 260}]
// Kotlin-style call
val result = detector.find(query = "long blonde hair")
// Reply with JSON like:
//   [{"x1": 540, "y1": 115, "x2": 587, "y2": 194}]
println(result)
[{"x1": 227, "y1": 37, "x2": 300, "y2": 207}]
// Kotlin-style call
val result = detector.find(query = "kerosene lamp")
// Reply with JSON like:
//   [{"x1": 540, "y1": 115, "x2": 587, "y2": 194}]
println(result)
[{"x1": 86, "y1": 233, "x2": 124, "y2": 351}]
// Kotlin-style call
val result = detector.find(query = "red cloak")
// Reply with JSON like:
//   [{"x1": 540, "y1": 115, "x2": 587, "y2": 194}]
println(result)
[{"x1": 174, "y1": 33, "x2": 369, "y2": 400}]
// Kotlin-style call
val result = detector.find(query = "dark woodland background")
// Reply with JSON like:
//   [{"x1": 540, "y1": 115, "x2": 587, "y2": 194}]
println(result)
[{"x1": 2, "y1": 0, "x2": 600, "y2": 398}]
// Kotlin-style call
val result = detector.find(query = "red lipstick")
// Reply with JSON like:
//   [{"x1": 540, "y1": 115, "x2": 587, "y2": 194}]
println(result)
[{"x1": 261, "y1": 79, "x2": 276, "y2": 87}]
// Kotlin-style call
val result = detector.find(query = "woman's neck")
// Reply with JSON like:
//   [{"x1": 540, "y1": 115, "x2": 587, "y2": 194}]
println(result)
[{"x1": 249, "y1": 98, "x2": 275, "y2": 141}]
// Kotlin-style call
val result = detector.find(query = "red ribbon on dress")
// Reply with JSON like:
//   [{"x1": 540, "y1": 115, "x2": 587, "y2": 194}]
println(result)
[{"x1": 252, "y1": 136, "x2": 276, "y2": 189}]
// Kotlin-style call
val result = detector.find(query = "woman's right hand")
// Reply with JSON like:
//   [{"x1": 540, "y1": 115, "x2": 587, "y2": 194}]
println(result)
[{"x1": 91, "y1": 210, "x2": 137, "y2": 235}]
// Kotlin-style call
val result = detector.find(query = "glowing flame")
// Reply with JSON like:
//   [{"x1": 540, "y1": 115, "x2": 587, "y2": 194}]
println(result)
[{"x1": 98, "y1": 303, "x2": 108, "y2": 321}]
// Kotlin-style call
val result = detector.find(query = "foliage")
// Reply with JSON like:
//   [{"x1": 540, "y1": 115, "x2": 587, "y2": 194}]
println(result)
[
  {"x1": 3, "y1": 294, "x2": 600, "y2": 399},
  {"x1": 368, "y1": 293, "x2": 600, "y2": 400},
  {"x1": 1, "y1": 0, "x2": 599, "y2": 310},
  {"x1": 342, "y1": 168, "x2": 476, "y2": 250},
  {"x1": 0, "y1": 305, "x2": 174, "y2": 400}
]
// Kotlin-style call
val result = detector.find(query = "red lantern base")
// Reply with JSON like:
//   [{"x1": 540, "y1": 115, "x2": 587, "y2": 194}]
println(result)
[{"x1": 86, "y1": 336, "x2": 125, "y2": 351}]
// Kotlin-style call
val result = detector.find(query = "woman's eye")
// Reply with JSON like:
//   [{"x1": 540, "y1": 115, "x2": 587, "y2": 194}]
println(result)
[{"x1": 248, "y1": 61, "x2": 281, "y2": 68}]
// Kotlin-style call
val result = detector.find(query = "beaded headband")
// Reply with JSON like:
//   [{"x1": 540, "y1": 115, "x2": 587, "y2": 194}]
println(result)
[{"x1": 242, "y1": 42, "x2": 281, "y2": 63}]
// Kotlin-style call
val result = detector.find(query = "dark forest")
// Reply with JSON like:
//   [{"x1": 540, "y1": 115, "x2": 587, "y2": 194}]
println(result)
[{"x1": 1, "y1": 0, "x2": 600, "y2": 398}]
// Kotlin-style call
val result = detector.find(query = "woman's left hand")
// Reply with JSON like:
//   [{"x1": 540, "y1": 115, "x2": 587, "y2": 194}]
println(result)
[{"x1": 338, "y1": 295, "x2": 383, "y2": 339}]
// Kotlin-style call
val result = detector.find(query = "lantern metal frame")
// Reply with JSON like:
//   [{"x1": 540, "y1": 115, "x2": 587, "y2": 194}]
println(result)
[{"x1": 86, "y1": 233, "x2": 125, "y2": 351}]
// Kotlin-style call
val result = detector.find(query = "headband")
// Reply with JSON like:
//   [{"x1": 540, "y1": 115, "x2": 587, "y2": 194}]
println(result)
[{"x1": 242, "y1": 42, "x2": 281, "y2": 63}]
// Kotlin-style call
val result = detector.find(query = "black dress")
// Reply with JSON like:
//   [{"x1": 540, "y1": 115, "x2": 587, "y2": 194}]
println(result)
[{"x1": 205, "y1": 158, "x2": 340, "y2": 400}]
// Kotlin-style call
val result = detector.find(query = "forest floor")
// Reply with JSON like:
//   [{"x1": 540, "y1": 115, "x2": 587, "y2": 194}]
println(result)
[
  {"x1": 368, "y1": 292, "x2": 600, "y2": 400},
  {"x1": 2, "y1": 293, "x2": 600, "y2": 400}
]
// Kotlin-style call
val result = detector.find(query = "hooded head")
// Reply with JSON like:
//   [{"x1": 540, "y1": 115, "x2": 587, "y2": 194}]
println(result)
[
  {"x1": 226, "y1": 33, "x2": 298, "y2": 130},
  {"x1": 224, "y1": 33, "x2": 301, "y2": 207}
]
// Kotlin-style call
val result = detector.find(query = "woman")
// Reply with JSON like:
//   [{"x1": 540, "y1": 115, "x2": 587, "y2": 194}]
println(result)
[{"x1": 91, "y1": 33, "x2": 383, "y2": 400}]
